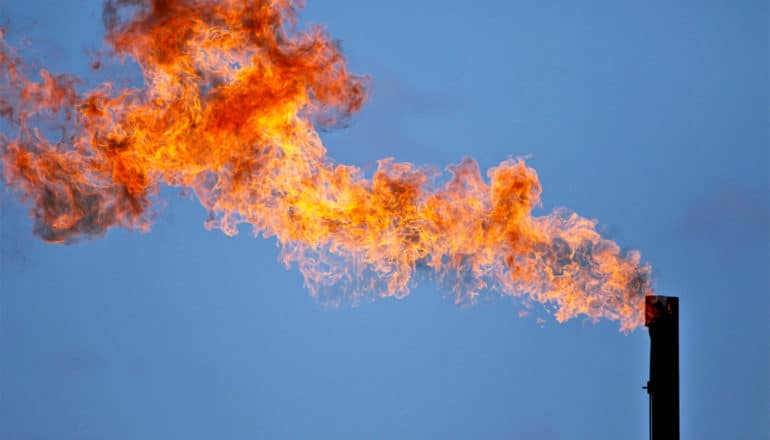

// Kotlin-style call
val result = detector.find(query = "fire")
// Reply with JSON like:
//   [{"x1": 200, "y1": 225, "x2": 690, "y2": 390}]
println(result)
[{"x1": 0, "y1": 0, "x2": 652, "y2": 330}]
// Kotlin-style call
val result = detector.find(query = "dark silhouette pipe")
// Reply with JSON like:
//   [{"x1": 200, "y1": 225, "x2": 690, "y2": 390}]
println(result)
[{"x1": 645, "y1": 295, "x2": 679, "y2": 440}]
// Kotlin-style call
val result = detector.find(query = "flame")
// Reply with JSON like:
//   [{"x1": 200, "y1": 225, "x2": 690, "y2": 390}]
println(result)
[{"x1": 0, "y1": 0, "x2": 652, "y2": 330}]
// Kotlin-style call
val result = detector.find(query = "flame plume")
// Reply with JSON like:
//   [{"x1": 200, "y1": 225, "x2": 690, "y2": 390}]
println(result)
[{"x1": 0, "y1": 0, "x2": 652, "y2": 330}]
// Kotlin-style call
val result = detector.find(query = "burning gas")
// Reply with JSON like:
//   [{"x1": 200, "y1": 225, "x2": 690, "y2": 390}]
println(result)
[{"x1": 0, "y1": 0, "x2": 652, "y2": 330}]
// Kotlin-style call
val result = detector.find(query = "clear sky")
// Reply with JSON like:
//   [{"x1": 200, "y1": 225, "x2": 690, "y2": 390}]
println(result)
[{"x1": 1, "y1": 1, "x2": 767, "y2": 439}]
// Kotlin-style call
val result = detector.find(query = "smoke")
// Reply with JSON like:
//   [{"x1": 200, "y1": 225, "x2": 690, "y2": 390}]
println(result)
[
  {"x1": 678, "y1": 182, "x2": 770, "y2": 256},
  {"x1": 0, "y1": 0, "x2": 652, "y2": 330}
]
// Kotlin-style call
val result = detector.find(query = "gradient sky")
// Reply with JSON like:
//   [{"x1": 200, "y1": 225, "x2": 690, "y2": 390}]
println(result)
[{"x1": 1, "y1": 1, "x2": 768, "y2": 439}]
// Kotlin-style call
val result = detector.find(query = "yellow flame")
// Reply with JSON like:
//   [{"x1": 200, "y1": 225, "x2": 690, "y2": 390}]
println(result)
[{"x1": 0, "y1": 0, "x2": 652, "y2": 330}]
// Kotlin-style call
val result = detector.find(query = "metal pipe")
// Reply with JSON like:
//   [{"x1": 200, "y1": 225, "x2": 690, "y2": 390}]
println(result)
[{"x1": 644, "y1": 295, "x2": 680, "y2": 440}]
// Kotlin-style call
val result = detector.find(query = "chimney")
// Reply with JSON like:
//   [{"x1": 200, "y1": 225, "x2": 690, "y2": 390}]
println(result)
[{"x1": 644, "y1": 295, "x2": 679, "y2": 440}]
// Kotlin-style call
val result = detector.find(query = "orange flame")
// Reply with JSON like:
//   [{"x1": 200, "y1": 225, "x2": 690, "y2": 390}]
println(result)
[{"x1": 0, "y1": 0, "x2": 652, "y2": 330}]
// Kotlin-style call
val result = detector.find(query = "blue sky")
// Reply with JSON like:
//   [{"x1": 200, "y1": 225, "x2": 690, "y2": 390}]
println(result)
[{"x1": 1, "y1": 1, "x2": 768, "y2": 439}]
